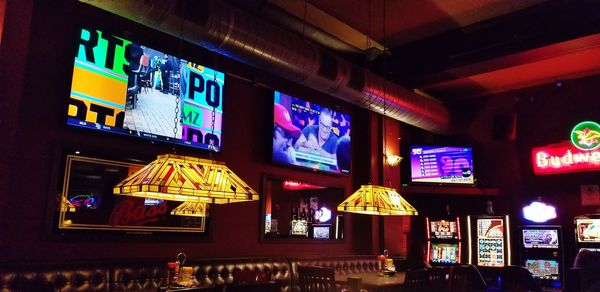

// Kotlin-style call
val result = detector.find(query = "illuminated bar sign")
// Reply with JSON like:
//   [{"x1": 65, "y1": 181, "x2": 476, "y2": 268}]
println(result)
[{"x1": 532, "y1": 121, "x2": 600, "y2": 175}]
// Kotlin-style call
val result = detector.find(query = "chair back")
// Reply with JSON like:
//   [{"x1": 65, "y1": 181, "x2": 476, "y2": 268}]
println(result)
[
  {"x1": 500, "y1": 265, "x2": 541, "y2": 292},
  {"x1": 428, "y1": 266, "x2": 450, "y2": 290},
  {"x1": 465, "y1": 264, "x2": 487, "y2": 292},
  {"x1": 564, "y1": 267, "x2": 580, "y2": 292},
  {"x1": 448, "y1": 265, "x2": 471, "y2": 292},
  {"x1": 403, "y1": 269, "x2": 429, "y2": 292},
  {"x1": 297, "y1": 266, "x2": 336, "y2": 292}
]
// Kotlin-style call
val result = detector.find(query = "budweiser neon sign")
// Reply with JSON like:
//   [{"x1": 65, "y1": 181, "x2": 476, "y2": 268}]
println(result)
[{"x1": 532, "y1": 121, "x2": 600, "y2": 175}]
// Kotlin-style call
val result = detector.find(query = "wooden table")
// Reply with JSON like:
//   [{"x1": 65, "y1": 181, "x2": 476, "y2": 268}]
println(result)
[{"x1": 335, "y1": 271, "x2": 406, "y2": 291}]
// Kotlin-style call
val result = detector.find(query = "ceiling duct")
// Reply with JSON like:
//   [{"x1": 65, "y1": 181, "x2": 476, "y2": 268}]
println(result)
[{"x1": 80, "y1": 0, "x2": 451, "y2": 134}]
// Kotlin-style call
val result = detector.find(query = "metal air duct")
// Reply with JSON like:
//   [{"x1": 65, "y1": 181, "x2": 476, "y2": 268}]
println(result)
[{"x1": 80, "y1": 0, "x2": 451, "y2": 133}]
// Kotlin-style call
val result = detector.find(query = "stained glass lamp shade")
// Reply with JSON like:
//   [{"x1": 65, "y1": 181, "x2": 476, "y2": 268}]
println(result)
[{"x1": 114, "y1": 154, "x2": 258, "y2": 204}]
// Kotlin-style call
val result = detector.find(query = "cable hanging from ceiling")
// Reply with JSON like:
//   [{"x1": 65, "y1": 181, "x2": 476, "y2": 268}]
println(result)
[{"x1": 338, "y1": 0, "x2": 417, "y2": 216}]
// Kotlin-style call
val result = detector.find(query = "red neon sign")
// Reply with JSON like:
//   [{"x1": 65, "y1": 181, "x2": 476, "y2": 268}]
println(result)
[
  {"x1": 532, "y1": 141, "x2": 600, "y2": 175},
  {"x1": 282, "y1": 180, "x2": 327, "y2": 190}
]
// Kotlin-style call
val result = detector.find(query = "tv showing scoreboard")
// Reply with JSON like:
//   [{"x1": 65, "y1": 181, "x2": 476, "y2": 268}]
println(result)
[
  {"x1": 67, "y1": 26, "x2": 224, "y2": 151},
  {"x1": 409, "y1": 146, "x2": 474, "y2": 185}
]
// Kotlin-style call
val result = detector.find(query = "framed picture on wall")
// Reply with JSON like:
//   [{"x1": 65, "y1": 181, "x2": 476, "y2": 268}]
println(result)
[{"x1": 57, "y1": 155, "x2": 208, "y2": 235}]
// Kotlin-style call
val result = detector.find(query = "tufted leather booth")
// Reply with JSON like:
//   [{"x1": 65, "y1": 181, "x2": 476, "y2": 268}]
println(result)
[
  {"x1": 0, "y1": 264, "x2": 110, "y2": 292},
  {"x1": 289, "y1": 256, "x2": 380, "y2": 292},
  {"x1": 0, "y1": 256, "x2": 379, "y2": 292},
  {"x1": 188, "y1": 258, "x2": 291, "y2": 291},
  {"x1": 110, "y1": 263, "x2": 168, "y2": 291}
]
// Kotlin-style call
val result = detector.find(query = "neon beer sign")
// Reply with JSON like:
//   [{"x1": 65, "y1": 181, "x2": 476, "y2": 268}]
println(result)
[{"x1": 532, "y1": 121, "x2": 600, "y2": 175}]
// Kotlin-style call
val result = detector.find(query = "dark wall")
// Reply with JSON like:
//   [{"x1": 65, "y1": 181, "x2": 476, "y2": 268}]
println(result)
[
  {"x1": 465, "y1": 75, "x2": 600, "y2": 267},
  {"x1": 514, "y1": 76, "x2": 600, "y2": 266},
  {"x1": 0, "y1": 0, "x2": 374, "y2": 263},
  {"x1": 396, "y1": 70, "x2": 600, "y2": 269}
]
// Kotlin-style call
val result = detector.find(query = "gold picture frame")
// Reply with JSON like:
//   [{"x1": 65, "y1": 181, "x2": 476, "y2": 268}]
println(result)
[{"x1": 58, "y1": 155, "x2": 206, "y2": 234}]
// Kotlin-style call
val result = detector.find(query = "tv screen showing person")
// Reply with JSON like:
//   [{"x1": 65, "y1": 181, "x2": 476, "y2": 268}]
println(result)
[
  {"x1": 272, "y1": 91, "x2": 351, "y2": 174},
  {"x1": 273, "y1": 104, "x2": 301, "y2": 164},
  {"x1": 294, "y1": 108, "x2": 338, "y2": 158}
]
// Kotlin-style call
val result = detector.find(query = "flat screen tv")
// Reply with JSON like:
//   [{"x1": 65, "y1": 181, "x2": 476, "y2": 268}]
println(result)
[
  {"x1": 272, "y1": 91, "x2": 351, "y2": 174},
  {"x1": 409, "y1": 146, "x2": 474, "y2": 185},
  {"x1": 428, "y1": 218, "x2": 460, "y2": 240},
  {"x1": 525, "y1": 259, "x2": 560, "y2": 280},
  {"x1": 429, "y1": 243, "x2": 460, "y2": 264},
  {"x1": 522, "y1": 229, "x2": 559, "y2": 249},
  {"x1": 575, "y1": 218, "x2": 600, "y2": 243},
  {"x1": 67, "y1": 26, "x2": 224, "y2": 151}
]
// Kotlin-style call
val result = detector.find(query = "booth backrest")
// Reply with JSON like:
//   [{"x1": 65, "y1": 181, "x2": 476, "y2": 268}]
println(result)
[
  {"x1": 0, "y1": 264, "x2": 110, "y2": 292},
  {"x1": 109, "y1": 258, "x2": 292, "y2": 291},
  {"x1": 0, "y1": 258, "x2": 291, "y2": 292},
  {"x1": 110, "y1": 263, "x2": 167, "y2": 291},
  {"x1": 188, "y1": 258, "x2": 292, "y2": 291},
  {"x1": 0, "y1": 256, "x2": 378, "y2": 292}
]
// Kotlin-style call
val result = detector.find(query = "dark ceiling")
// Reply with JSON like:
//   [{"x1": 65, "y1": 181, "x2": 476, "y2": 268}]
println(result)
[{"x1": 230, "y1": 0, "x2": 600, "y2": 102}]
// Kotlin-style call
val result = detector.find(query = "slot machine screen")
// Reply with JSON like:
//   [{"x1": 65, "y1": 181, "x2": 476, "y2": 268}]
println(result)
[
  {"x1": 477, "y1": 218, "x2": 505, "y2": 267},
  {"x1": 430, "y1": 243, "x2": 460, "y2": 264},
  {"x1": 525, "y1": 259, "x2": 560, "y2": 281},
  {"x1": 429, "y1": 219, "x2": 459, "y2": 240},
  {"x1": 576, "y1": 218, "x2": 600, "y2": 243},
  {"x1": 522, "y1": 229, "x2": 559, "y2": 248},
  {"x1": 67, "y1": 26, "x2": 225, "y2": 151}
]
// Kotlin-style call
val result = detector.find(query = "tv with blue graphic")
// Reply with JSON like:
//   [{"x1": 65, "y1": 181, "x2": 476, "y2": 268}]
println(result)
[
  {"x1": 67, "y1": 26, "x2": 224, "y2": 151},
  {"x1": 409, "y1": 146, "x2": 474, "y2": 185}
]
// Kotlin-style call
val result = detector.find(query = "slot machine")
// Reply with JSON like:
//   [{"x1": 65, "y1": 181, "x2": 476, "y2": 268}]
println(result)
[
  {"x1": 467, "y1": 214, "x2": 512, "y2": 270},
  {"x1": 574, "y1": 214, "x2": 600, "y2": 252},
  {"x1": 426, "y1": 216, "x2": 462, "y2": 265},
  {"x1": 520, "y1": 225, "x2": 563, "y2": 290}
]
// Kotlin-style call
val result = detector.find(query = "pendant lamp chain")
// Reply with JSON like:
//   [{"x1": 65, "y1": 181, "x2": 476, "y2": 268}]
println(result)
[
  {"x1": 172, "y1": 3, "x2": 185, "y2": 153},
  {"x1": 173, "y1": 84, "x2": 180, "y2": 142},
  {"x1": 382, "y1": 0, "x2": 387, "y2": 173},
  {"x1": 207, "y1": 61, "x2": 219, "y2": 197},
  {"x1": 302, "y1": 0, "x2": 308, "y2": 40},
  {"x1": 367, "y1": 0, "x2": 373, "y2": 185},
  {"x1": 337, "y1": 0, "x2": 417, "y2": 216}
]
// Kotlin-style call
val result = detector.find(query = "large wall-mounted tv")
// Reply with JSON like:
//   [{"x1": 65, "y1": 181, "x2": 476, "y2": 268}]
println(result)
[
  {"x1": 272, "y1": 91, "x2": 351, "y2": 174},
  {"x1": 67, "y1": 26, "x2": 224, "y2": 151},
  {"x1": 409, "y1": 146, "x2": 474, "y2": 185}
]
